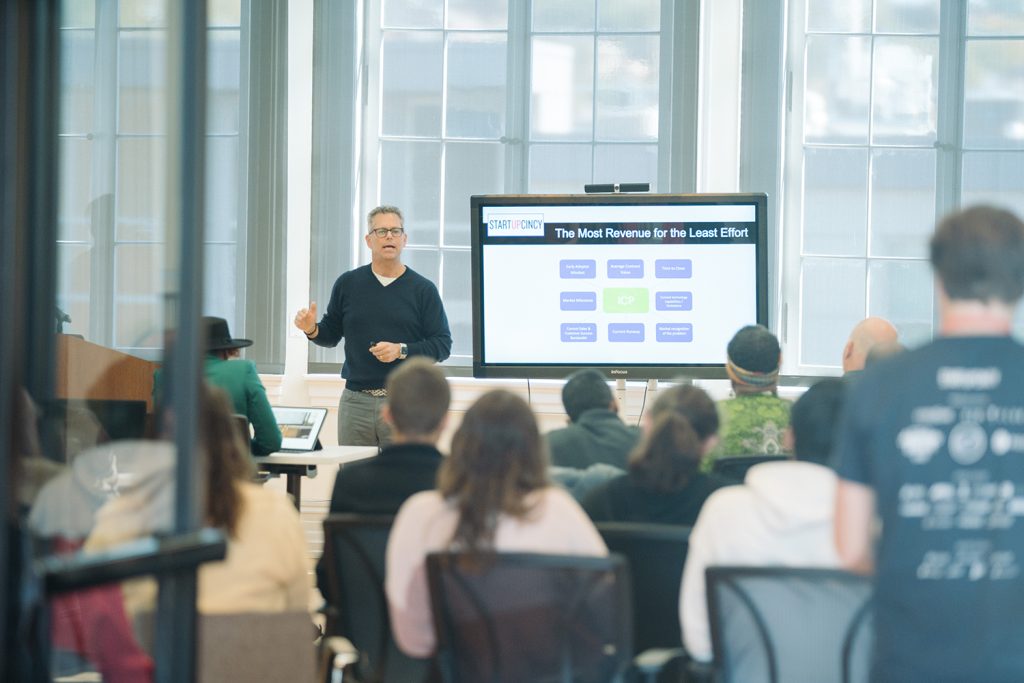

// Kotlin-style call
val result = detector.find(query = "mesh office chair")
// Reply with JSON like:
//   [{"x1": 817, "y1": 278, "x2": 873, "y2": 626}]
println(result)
[
  {"x1": 710, "y1": 456, "x2": 788, "y2": 483},
  {"x1": 321, "y1": 514, "x2": 434, "y2": 683},
  {"x1": 426, "y1": 552, "x2": 633, "y2": 683},
  {"x1": 706, "y1": 567, "x2": 873, "y2": 683},
  {"x1": 232, "y1": 414, "x2": 252, "y2": 450},
  {"x1": 595, "y1": 523, "x2": 690, "y2": 652}
]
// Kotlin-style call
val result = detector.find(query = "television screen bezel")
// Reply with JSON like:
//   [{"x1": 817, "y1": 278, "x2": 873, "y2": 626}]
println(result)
[{"x1": 470, "y1": 192, "x2": 770, "y2": 380}]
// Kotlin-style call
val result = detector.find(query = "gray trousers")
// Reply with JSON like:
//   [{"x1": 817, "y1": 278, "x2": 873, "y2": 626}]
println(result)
[{"x1": 338, "y1": 388, "x2": 392, "y2": 448}]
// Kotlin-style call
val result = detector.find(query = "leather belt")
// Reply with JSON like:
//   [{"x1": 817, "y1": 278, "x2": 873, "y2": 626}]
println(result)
[{"x1": 360, "y1": 388, "x2": 388, "y2": 398}]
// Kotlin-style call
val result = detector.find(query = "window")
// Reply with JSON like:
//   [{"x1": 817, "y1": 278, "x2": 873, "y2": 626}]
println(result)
[
  {"x1": 57, "y1": 0, "x2": 246, "y2": 359},
  {"x1": 311, "y1": 0, "x2": 698, "y2": 370},
  {"x1": 777, "y1": 0, "x2": 1024, "y2": 374}
]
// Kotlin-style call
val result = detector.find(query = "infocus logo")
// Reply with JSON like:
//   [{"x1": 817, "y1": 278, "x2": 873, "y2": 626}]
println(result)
[
  {"x1": 609, "y1": 369, "x2": 628, "y2": 375},
  {"x1": 486, "y1": 213, "x2": 545, "y2": 237}
]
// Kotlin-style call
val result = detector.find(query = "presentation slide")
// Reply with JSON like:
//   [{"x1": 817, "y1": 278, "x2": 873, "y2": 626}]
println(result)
[{"x1": 479, "y1": 203, "x2": 758, "y2": 366}]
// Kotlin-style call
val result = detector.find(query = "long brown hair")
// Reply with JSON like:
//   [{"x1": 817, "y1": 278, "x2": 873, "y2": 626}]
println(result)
[
  {"x1": 437, "y1": 390, "x2": 549, "y2": 551},
  {"x1": 199, "y1": 384, "x2": 254, "y2": 537},
  {"x1": 629, "y1": 385, "x2": 718, "y2": 492}
]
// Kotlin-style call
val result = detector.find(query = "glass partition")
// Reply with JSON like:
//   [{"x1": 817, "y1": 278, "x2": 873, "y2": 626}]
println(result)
[{"x1": 14, "y1": 0, "x2": 246, "y2": 679}]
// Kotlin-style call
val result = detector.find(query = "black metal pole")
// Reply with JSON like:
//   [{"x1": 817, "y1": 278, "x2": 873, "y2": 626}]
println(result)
[
  {"x1": 1, "y1": 0, "x2": 60, "y2": 679},
  {"x1": 0, "y1": 1, "x2": 20, "y2": 675},
  {"x1": 154, "y1": 0, "x2": 208, "y2": 680},
  {"x1": 25, "y1": 0, "x2": 60, "y2": 408}
]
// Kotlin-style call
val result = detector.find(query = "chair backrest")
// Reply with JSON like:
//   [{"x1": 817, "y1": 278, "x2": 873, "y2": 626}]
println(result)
[
  {"x1": 596, "y1": 522, "x2": 690, "y2": 652},
  {"x1": 706, "y1": 567, "x2": 873, "y2": 683},
  {"x1": 426, "y1": 552, "x2": 633, "y2": 683},
  {"x1": 321, "y1": 513, "x2": 432, "y2": 683},
  {"x1": 198, "y1": 611, "x2": 316, "y2": 683},
  {"x1": 711, "y1": 455, "x2": 788, "y2": 483},
  {"x1": 135, "y1": 610, "x2": 316, "y2": 683},
  {"x1": 232, "y1": 413, "x2": 252, "y2": 451}
]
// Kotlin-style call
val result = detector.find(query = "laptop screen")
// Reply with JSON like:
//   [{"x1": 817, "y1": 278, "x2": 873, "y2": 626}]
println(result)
[{"x1": 272, "y1": 406, "x2": 328, "y2": 452}]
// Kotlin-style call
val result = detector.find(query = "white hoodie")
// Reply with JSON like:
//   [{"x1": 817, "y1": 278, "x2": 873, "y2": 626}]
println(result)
[
  {"x1": 680, "y1": 460, "x2": 839, "y2": 662},
  {"x1": 29, "y1": 440, "x2": 176, "y2": 540}
]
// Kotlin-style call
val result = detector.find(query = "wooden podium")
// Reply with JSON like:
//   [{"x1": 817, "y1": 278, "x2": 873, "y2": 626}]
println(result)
[{"x1": 55, "y1": 335, "x2": 159, "y2": 412}]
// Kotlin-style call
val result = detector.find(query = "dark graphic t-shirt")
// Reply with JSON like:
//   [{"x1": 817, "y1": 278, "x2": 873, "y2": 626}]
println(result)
[{"x1": 836, "y1": 336, "x2": 1024, "y2": 683}]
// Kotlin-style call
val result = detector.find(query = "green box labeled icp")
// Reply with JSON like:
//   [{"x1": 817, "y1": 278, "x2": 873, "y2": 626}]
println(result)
[{"x1": 603, "y1": 288, "x2": 649, "y2": 313}]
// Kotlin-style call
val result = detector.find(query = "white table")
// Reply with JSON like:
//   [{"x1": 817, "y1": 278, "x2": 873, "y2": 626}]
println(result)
[{"x1": 254, "y1": 445, "x2": 378, "y2": 508}]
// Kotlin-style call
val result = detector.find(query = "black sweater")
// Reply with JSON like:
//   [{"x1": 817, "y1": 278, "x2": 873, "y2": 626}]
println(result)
[
  {"x1": 582, "y1": 472, "x2": 730, "y2": 526},
  {"x1": 312, "y1": 265, "x2": 452, "y2": 390}
]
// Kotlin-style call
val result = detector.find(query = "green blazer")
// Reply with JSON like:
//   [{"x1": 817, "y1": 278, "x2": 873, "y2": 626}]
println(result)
[{"x1": 154, "y1": 356, "x2": 283, "y2": 455}]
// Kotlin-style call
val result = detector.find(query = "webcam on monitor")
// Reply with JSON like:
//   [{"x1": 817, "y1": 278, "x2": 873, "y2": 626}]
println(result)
[{"x1": 583, "y1": 183, "x2": 651, "y2": 194}]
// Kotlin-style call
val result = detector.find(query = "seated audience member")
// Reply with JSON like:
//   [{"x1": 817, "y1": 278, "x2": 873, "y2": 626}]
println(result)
[
  {"x1": 864, "y1": 339, "x2": 905, "y2": 368},
  {"x1": 30, "y1": 427, "x2": 155, "y2": 544},
  {"x1": 581, "y1": 385, "x2": 730, "y2": 525},
  {"x1": 680, "y1": 378, "x2": 846, "y2": 662},
  {"x1": 85, "y1": 384, "x2": 309, "y2": 616},
  {"x1": 316, "y1": 357, "x2": 449, "y2": 592},
  {"x1": 385, "y1": 390, "x2": 607, "y2": 658},
  {"x1": 12, "y1": 388, "x2": 62, "y2": 509},
  {"x1": 154, "y1": 316, "x2": 282, "y2": 455},
  {"x1": 326, "y1": 357, "x2": 449, "y2": 512},
  {"x1": 705, "y1": 325, "x2": 791, "y2": 468},
  {"x1": 26, "y1": 393, "x2": 155, "y2": 681},
  {"x1": 9, "y1": 385, "x2": 92, "y2": 683},
  {"x1": 841, "y1": 317, "x2": 899, "y2": 377},
  {"x1": 545, "y1": 369, "x2": 640, "y2": 470}
]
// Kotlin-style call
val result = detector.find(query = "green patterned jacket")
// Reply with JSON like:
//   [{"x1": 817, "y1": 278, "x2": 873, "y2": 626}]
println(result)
[{"x1": 703, "y1": 393, "x2": 792, "y2": 471}]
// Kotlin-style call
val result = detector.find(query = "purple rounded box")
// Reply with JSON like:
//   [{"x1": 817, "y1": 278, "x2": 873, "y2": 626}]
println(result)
[
  {"x1": 608, "y1": 323, "x2": 645, "y2": 342},
  {"x1": 607, "y1": 260, "x2": 644, "y2": 279},
  {"x1": 655, "y1": 291, "x2": 693, "y2": 311},
  {"x1": 656, "y1": 323, "x2": 693, "y2": 342},
  {"x1": 560, "y1": 291, "x2": 598, "y2": 311},
  {"x1": 560, "y1": 260, "x2": 597, "y2": 279},
  {"x1": 655, "y1": 259, "x2": 692, "y2": 278},
  {"x1": 561, "y1": 323, "x2": 597, "y2": 342}
]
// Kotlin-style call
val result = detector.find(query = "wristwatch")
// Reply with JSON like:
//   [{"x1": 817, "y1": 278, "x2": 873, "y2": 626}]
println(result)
[{"x1": 399, "y1": 343, "x2": 408, "y2": 360}]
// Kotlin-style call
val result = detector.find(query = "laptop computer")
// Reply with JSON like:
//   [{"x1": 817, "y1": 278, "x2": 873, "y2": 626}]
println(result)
[{"x1": 271, "y1": 406, "x2": 328, "y2": 452}]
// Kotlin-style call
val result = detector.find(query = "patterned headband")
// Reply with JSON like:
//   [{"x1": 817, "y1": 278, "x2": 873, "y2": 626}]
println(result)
[{"x1": 726, "y1": 357, "x2": 780, "y2": 388}]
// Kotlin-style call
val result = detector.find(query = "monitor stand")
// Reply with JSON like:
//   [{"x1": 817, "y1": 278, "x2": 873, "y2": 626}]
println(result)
[{"x1": 615, "y1": 378, "x2": 627, "y2": 410}]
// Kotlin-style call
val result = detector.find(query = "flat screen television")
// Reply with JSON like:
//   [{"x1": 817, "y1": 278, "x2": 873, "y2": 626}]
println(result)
[{"x1": 471, "y1": 192, "x2": 769, "y2": 380}]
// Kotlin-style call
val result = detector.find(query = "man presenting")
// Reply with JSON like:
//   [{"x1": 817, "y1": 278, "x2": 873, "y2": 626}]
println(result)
[
  {"x1": 294, "y1": 206, "x2": 451, "y2": 447},
  {"x1": 835, "y1": 206, "x2": 1024, "y2": 682}
]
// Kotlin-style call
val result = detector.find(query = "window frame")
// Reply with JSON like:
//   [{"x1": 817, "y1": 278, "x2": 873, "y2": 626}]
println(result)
[
  {"x1": 309, "y1": 0, "x2": 700, "y2": 373},
  {"x1": 55, "y1": 0, "x2": 289, "y2": 371},
  {"x1": 749, "y1": 0, "x2": 1023, "y2": 376}
]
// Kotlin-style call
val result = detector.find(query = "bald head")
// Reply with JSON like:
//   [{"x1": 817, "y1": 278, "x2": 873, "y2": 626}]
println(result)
[{"x1": 842, "y1": 317, "x2": 898, "y2": 373}]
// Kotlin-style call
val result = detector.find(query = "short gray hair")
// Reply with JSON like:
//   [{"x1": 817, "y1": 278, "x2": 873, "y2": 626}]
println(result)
[{"x1": 367, "y1": 205, "x2": 404, "y2": 231}]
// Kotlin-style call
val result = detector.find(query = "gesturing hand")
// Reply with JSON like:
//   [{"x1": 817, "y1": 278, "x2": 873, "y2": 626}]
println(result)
[{"x1": 294, "y1": 301, "x2": 318, "y2": 335}]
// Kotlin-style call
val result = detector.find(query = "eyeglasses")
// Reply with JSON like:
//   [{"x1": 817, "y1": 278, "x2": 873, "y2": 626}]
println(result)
[{"x1": 370, "y1": 227, "x2": 405, "y2": 238}]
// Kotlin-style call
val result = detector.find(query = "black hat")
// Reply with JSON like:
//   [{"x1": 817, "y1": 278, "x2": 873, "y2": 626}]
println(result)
[{"x1": 204, "y1": 316, "x2": 253, "y2": 351}]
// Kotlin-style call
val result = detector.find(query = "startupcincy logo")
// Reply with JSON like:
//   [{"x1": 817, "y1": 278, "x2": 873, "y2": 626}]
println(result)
[{"x1": 486, "y1": 213, "x2": 545, "y2": 237}]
